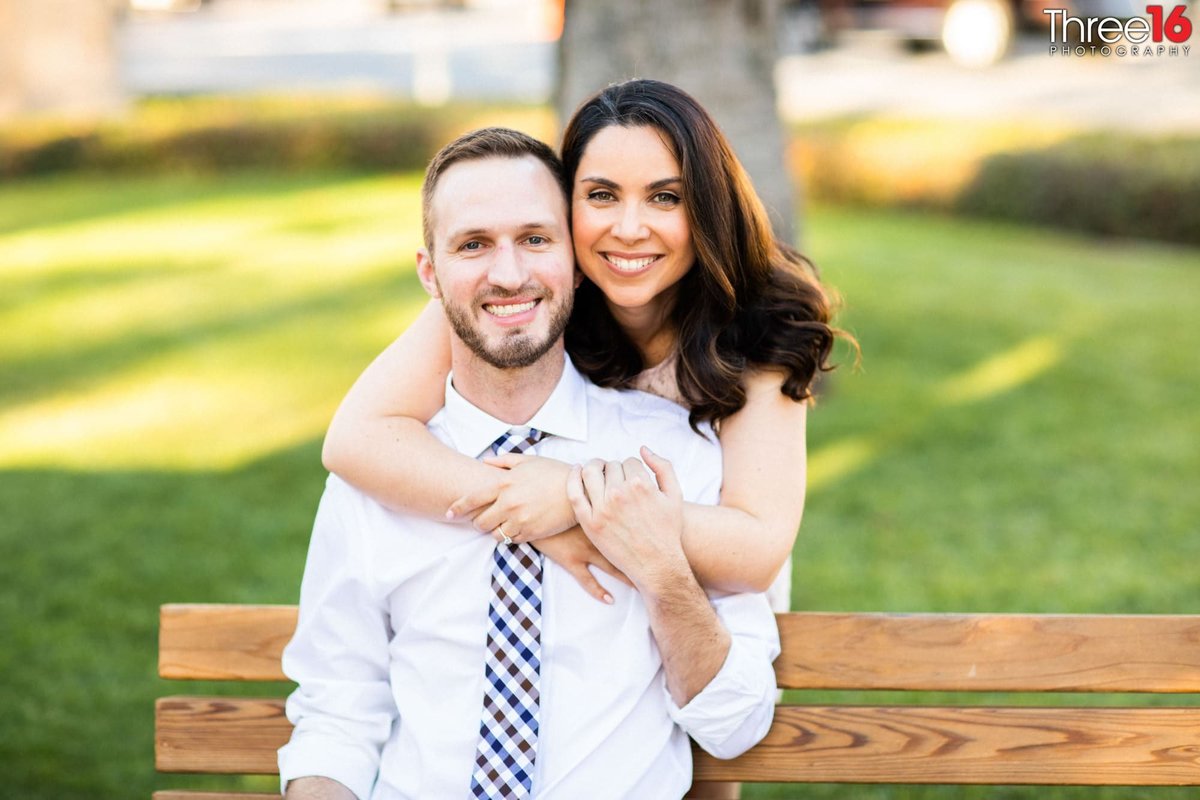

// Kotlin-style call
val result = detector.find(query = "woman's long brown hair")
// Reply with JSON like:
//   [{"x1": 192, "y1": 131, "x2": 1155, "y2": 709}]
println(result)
[{"x1": 561, "y1": 78, "x2": 847, "y2": 430}]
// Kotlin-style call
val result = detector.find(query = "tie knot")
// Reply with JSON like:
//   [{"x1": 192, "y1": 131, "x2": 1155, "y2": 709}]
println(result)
[{"x1": 489, "y1": 427, "x2": 547, "y2": 457}]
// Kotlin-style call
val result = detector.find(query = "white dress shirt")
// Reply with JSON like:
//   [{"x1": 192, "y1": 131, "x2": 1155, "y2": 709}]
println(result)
[{"x1": 279, "y1": 356, "x2": 780, "y2": 799}]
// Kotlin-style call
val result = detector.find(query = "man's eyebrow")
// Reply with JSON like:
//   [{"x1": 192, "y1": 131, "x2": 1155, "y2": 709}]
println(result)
[
  {"x1": 444, "y1": 220, "x2": 561, "y2": 241},
  {"x1": 444, "y1": 226, "x2": 490, "y2": 242}
]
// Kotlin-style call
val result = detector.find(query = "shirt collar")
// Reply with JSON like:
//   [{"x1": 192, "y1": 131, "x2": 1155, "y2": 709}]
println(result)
[{"x1": 441, "y1": 353, "x2": 590, "y2": 458}]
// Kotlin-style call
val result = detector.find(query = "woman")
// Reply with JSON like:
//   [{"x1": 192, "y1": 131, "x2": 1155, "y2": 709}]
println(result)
[{"x1": 323, "y1": 79, "x2": 843, "y2": 613}]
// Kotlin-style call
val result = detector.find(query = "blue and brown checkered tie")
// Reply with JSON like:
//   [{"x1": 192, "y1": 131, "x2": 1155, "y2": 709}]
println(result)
[{"x1": 469, "y1": 427, "x2": 548, "y2": 799}]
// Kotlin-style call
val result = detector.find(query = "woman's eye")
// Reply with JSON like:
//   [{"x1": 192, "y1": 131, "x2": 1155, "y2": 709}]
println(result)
[
  {"x1": 587, "y1": 190, "x2": 615, "y2": 202},
  {"x1": 652, "y1": 192, "x2": 680, "y2": 205}
]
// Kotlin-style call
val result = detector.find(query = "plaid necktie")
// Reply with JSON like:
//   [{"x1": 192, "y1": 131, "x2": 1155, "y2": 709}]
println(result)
[{"x1": 470, "y1": 427, "x2": 548, "y2": 799}]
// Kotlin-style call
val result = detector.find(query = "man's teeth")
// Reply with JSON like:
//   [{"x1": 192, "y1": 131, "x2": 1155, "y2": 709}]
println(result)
[
  {"x1": 485, "y1": 300, "x2": 537, "y2": 317},
  {"x1": 606, "y1": 255, "x2": 657, "y2": 272}
]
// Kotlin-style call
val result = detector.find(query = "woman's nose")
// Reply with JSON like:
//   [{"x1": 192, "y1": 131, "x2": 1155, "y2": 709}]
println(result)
[{"x1": 611, "y1": 203, "x2": 648, "y2": 243}]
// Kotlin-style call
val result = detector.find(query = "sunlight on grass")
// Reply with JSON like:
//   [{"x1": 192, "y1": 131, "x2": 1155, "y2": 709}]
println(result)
[
  {"x1": 0, "y1": 299, "x2": 415, "y2": 471},
  {"x1": 0, "y1": 173, "x2": 430, "y2": 472},
  {"x1": 935, "y1": 335, "x2": 1064, "y2": 407},
  {"x1": 808, "y1": 335, "x2": 1066, "y2": 492},
  {"x1": 808, "y1": 435, "x2": 882, "y2": 493},
  {"x1": 0, "y1": 176, "x2": 422, "y2": 365}
]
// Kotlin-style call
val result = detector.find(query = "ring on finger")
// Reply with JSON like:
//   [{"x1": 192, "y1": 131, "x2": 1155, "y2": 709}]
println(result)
[{"x1": 497, "y1": 525, "x2": 513, "y2": 546}]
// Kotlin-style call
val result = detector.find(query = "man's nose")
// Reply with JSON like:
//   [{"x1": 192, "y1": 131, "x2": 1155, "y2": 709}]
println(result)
[
  {"x1": 611, "y1": 202, "x2": 648, "y2": 243},
  {"x1": 487, "y1": 241, "x2": 526, "y2": 290}
]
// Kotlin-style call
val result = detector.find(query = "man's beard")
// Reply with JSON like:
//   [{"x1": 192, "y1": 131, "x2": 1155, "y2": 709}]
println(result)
[{"x1": 441, "y1": 287, "x2": 573, "y2": 369}]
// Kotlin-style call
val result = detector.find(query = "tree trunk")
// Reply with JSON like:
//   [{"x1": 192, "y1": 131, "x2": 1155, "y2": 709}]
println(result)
[
  {"x1": 0, "y1": 0, "x2": 125, "y2": 120},
  {"x1": 557, "y1": 0, "x2": 799, "y2": 244}
]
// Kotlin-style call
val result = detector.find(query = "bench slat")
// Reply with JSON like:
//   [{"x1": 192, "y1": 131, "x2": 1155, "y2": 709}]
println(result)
[
  {"x1": 156, "y1": 697, "x2": 289, "y2": 773},
  {"x1": 160, "y1": 605, "x2": 297, "y2": 681},
  {"x1": 160, "y1": 604, "x2": 1200, "y2": 692},
  {"x1": 698, "y1": 705, "x2": 1200, "y2": 784},
  {"x1": 156, "y1": 696, "x2": 1200, "y2": 784},
  {"x1": 777, "y1": 612, "x2": 1200, "y2": 692}
]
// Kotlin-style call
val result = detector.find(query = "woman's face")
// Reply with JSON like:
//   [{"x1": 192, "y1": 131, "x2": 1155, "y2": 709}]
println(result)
[{"x1": 571, "y1": 125, "x2": 695, "y2": 319}]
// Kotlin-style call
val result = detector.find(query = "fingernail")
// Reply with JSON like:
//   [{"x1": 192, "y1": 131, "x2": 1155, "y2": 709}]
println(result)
[
  {"x1": 603, "y1": 593, "x2": 614, "y2": 605},
  {"x1": 444, "y1": 509, "x2": 454, "y2": 519}
]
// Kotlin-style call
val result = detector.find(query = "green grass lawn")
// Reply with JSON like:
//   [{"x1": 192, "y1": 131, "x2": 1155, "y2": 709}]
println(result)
[{"x1": 1, "y1": 173, "x2": 1197, "y2": 799}]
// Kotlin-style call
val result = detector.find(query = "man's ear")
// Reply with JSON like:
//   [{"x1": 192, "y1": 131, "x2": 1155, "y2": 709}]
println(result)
[{"x1": 416, "y1": 248, "x2": 441, "y2": 299}]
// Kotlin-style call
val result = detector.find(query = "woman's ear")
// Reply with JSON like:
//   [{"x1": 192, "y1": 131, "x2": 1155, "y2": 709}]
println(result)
[{"x1": 416, "y1": 248, "x2": 441, "y2": 299}]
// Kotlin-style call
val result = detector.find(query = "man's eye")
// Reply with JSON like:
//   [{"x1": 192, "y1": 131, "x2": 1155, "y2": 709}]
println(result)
[
  {"x1": 526, "y1": 235, "x2": 548, "y2": 246},
  {"x1": 461, "y1": 241, "x2": 483, "y2": 251}
]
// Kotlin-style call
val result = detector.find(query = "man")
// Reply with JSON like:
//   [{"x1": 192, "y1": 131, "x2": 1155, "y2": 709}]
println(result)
[{"x1": 279, "y1": 128, "x2": 779, "y2": 799}]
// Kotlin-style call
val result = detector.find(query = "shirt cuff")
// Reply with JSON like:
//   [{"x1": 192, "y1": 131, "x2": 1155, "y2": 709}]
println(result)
[
  {"x1": 662, "y1": 634, "x2": 777, "y2": 759},
  {"x1": 278, "y1": 733, "x2": 379, "y2": 800}
]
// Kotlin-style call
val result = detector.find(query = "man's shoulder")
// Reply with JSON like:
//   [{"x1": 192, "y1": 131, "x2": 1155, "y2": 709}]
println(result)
[
  {"x1": 584, "y1": 382, "x2": 718, "y2": 453},
  {"x1": 586, "y1": 381, "x2": 689, "y2": 423}
]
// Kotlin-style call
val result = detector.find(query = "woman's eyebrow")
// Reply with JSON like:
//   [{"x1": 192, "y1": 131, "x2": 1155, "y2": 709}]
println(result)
[
  {"x1": 646, "y1": 177, "x2": 682, "y2": 191},
  {"x1": 578, "y1": 176, "x2": 617, "y2": 188}
]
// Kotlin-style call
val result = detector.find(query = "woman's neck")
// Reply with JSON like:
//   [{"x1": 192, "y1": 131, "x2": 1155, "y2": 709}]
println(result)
[{"x1": 608, "y1": 292, "x2": 679, "y2": 368}]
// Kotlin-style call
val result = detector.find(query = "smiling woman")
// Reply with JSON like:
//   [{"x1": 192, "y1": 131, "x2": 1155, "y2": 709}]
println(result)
[{"x1": 571, "y1": 125, "x2": 696, "y2": 338}]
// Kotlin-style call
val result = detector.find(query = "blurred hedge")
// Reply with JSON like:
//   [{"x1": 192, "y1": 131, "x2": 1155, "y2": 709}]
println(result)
[
  {"x1": 4, "y1": 101, "x2": 1197, "y2": 246},
  {"x1": 792, "y1": 118, "x2": 1200, "y2": 246},
  {"x1": 0, "y1": 96, "x2": 554, "y2": 179}
]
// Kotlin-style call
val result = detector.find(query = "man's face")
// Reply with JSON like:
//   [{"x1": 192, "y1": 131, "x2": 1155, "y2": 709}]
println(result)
[{"x1": 418, "y1": 156, "x2": 576, "y2": 369}]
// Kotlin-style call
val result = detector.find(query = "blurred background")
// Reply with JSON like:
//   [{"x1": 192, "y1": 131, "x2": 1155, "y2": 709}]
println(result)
[{"x1": 1, "y1": 0, "x2": 1197, "y2": 797}]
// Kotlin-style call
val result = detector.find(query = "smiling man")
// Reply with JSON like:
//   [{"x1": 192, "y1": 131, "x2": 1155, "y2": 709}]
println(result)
[{"x1": 278, "y1": 128, "x2": 779, "y2": 800}]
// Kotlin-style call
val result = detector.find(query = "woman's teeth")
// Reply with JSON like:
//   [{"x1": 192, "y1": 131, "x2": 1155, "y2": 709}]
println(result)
[
  {"x1": 485, "y1": 300, "x2": 537, "y2": 317},
  {"x1": 606, "y1": 255, "x2": 657, "y2": 272}
]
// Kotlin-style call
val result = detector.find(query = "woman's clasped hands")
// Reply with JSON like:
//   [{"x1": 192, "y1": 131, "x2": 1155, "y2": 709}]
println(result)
[{"x1": 445, "y1": 452, "x2": 630, "y2": 604}]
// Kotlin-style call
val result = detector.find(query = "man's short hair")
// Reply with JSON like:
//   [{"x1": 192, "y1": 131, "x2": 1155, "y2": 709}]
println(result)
[{"x1": 421, "y1": 127, "x2": 569, "y2": 251}]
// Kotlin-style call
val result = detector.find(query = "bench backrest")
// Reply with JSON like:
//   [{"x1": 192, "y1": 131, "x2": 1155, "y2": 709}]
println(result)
[{"x1": 155, "y1": 604, "x2": 1200, "y2": 798}]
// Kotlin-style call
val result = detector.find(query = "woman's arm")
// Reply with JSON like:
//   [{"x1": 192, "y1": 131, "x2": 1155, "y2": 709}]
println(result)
[
  {"x1": 322, "y1": 299, "x2": 500, "y2": 517},
  {"x1": 322, "y1": 299, "x2": 621, "y2": 602},
  {"x1": 680, "y1": 369, "x2": 808, "y2": 594}
]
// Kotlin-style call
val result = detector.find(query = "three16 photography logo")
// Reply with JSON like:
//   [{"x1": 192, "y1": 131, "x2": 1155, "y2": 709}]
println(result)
[{"x1": 1045, "y1": 3, "x2": 1193, "y2": 57}]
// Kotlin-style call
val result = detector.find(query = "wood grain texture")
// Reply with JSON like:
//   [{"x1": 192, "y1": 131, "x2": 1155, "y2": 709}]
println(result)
[
  {"x1": 160, "y1": 605, "x2": 1200, "y2": 690},
  {"x1": 694, "y1": 705, "x2": 1200, "y2": 784},
  {"x1": 159, "y1": 604, "x2": 296, "y2": 681},
  {"x1": 156, "y1": 697, "x2": 289, "y2": 773},
  {"x1": 776, "y1": 612, "x2": 1200, "y2": 692},
  {"x1": 156, "y1": 697, "x2": 1200, "y2": 784}
]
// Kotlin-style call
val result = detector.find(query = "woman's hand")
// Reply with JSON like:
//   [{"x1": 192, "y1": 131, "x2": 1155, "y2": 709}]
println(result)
[
  {"x1": 447, "y1": 455, "x2": 577, "y2": 544},
  {"x1": 531, "y1": 526, "x2": 631, "y2": 604},
  {"x1": 566, "y1": 447, "x2": 691, "y2": 594}
]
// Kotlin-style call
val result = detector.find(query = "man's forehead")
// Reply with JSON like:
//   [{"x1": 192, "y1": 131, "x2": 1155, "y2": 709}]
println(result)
[
  {"x1": 434, "y1": 155, "x2": 561, "y2": 203},
  {"x1": 430, "y1": 155, "x2": 567, "y2": 241}
]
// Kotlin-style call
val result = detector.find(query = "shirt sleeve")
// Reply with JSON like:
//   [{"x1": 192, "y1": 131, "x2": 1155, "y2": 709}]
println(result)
[
  {"x1": 278, "y1": 477, "x2": 396, "y2": 800},
  {"x1": 663, "y1": 590, "x2": 780, "y2": 760}
]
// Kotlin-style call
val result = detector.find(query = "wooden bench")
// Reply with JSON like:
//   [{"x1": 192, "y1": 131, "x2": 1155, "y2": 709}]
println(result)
[{"x1": 155, "y1": 604, "x2": 1200, "y2": 798}]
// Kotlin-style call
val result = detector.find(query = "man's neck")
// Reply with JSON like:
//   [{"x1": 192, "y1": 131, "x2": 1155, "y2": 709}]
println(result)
[{"x1": 448, "y1": 341, "x2": 567, "y2": 425}]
